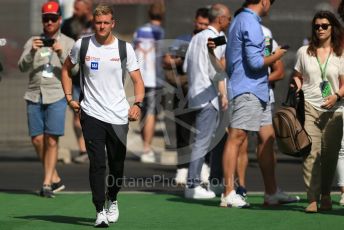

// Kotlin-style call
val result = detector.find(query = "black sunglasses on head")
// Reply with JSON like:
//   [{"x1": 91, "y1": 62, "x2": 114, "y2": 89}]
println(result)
[
  {"x1": 314, "y1": 23, "x2": 331, "y2": 31},
  {"x1": 42, "y1": 14, "x2": 59, "y2": 23}
]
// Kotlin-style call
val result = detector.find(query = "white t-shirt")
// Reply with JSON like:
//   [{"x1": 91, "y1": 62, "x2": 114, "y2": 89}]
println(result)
[
  {"x1": 70, "y1": 35, "x2": 139, "y2": 124},
  {"x1": 294, "y1": 45, "x2": 344, "y2": 112},
  {"x1": 262, "y1": 25, "x2": 278, "y2": 104},
  {"x1": 183, "y1": 26, "x2": 226, "y2": 110}
]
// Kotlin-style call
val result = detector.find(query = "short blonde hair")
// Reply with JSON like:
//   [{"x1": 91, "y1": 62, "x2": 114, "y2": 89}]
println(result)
[{"x1": 93, "y1": 4, "x2": 114, "y2": 19}]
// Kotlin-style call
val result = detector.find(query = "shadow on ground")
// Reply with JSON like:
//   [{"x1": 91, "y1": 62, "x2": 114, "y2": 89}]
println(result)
[{"x1": 15, "y1": 215, "x2": 94, "y2": 227}]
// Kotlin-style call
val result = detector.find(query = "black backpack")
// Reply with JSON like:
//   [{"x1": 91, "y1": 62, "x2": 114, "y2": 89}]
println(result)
[{"x1": 78, "y1": 36, "x2": 127, "y2": 102}]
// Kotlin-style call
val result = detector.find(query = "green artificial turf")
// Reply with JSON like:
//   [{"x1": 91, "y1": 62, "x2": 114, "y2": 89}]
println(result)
[{"x1": 0, "y1": 192, "x2": 343, "y2": 230}]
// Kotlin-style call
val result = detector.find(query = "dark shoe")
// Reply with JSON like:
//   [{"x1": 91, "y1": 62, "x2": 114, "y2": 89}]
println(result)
[
  {"x1": 305, "y1": 201, "x2": 318, "y2": 213},
  {"x1": 51, "y1": 180, "x2": 65, "y2": 193},
  {"x1": 320, "y1": 196, "x2": 332, "y2": 211},
  {"x1": 39, "y1": 185, "x2": 55, "y2": 198},
  {"x1": 236, "y1": 186, "x2": 247, "y2": 199}
]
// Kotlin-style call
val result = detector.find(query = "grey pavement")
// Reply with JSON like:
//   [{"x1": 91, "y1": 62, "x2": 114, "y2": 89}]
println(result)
[{"x1": 0, "y1": 116, "x2": 306, "y2": 194}]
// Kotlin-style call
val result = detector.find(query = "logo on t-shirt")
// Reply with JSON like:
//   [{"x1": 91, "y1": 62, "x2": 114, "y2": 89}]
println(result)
[{"x1": 91, "y1": 62, "x2": 99, "y2": 70}]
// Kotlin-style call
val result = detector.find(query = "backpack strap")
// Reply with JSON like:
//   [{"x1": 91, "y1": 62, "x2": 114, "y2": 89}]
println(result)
[
  {"x1": 118, "y1": 39, "x2": 127, "y2": 84},
  {"x1": 284, "y1": 83, "x2": 306, "y2": 127},
  {"x1": 79, "y1": 36, "x2": 91, "y2": 103}
]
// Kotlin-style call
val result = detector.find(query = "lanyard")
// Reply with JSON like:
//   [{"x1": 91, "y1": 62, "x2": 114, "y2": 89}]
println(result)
[{"x1": 316, "y1": 52, "x2": 331, "y2": 81}]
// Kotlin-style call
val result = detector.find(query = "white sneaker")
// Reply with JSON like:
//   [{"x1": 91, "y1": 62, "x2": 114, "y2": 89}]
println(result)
[
  {"x1": 174, "y1": 168, "x2": 188, "y2": 185},
  {"x1": 140, "y1": 150, "x2": 156, "y2": 163},
  {"x1": 339, "y1": 193, "x2": 344, "y2": 206},
  {"x1": 200, "y1": 163, "x2": 210, "y2": 184},
  {"x1": 94, "y1": 209, "x2": 109, "y2": 227},
  {"x1": 106, "y1": 200, "x2": 119, "y2": 223},
  {"x1": 220, "y1": 190, "x2": 250, "y2": 208},
  {"x1": 184, "y1": 185, "x2": 216, "y2": 199},
  {"x1": 73, "y1": 152, "x2": 89, "y2": 164},
  {"x1": 264, "y1": 188, "x2": 300, "y2": 206}
]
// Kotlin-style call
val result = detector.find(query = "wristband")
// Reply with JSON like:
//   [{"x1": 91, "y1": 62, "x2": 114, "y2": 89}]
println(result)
[
  {"x1": 134, "y1": 101, "x2": 144, "y2": 110},
  {"x1": 335, "y1": 93, "x2": 341, "y2": 102},
  {"x1": 67, "y1": 99, "x2": 73, "y2": 105}
]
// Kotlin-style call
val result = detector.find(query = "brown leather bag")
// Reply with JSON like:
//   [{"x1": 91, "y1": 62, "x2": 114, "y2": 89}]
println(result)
[{"x1": 273, "y1": 89, "x2": 312, "y2": 157}]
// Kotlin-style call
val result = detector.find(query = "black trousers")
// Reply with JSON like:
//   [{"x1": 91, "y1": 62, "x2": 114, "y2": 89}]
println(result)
[{"x1": 80, "y1": 110, "x2": 128, "y2": 212}]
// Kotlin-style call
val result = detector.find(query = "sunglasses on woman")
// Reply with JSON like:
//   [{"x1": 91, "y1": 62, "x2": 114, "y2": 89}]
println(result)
[
  {"x1": 42, "y1": 14, "x2": 59, "y2": 23},
  {"x1": 314, "y1": 24, "x2": 331, "y2": 31}
]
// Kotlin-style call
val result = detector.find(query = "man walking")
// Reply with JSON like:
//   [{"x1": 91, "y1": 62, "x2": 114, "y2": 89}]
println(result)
[
  {"x1": 61, "y1": 5, "x2": 144, "y2": 227},
  {"x1": 18, "y1": 1, "x2": 74, "y2": 198},
  {"x1": 133, "y1": 3, "x2": 165, "y2": 163}
]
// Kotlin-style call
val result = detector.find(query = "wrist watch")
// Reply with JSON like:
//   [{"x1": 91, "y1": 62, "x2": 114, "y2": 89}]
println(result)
[
  {"x1": 134, "y1": 101, "x2": 144, "y2": 110},
  {"x1": 335, "y1": 93, "x2": 341, "y2": 102}
]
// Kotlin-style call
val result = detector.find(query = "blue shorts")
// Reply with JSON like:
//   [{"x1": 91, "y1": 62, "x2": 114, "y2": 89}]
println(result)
[{"x1": 27, "y1": 97, "x2": 67, "y2": 137}]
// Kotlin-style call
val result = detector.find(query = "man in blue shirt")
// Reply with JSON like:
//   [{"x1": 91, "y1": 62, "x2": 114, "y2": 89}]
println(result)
[{"x1": 221, "y1": 0, "x2": 295, "y2": 208}]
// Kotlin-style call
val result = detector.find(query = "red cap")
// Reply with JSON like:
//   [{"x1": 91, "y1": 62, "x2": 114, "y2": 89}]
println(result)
[{"x1": 42, "y1": 1, "x2": 61, "y2": 15}]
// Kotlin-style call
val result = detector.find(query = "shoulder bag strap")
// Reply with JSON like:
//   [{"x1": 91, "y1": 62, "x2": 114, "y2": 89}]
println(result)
[
  {"x1": 118, "y1": 39, "x2": 127, "y2": 85},
  {"x1": 79, "y1": 36, "x2": 91, "y2": 102}
]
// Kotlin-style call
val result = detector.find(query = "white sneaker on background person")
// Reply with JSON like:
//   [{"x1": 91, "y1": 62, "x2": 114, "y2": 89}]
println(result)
[
  {"x1": 340, "y1": 193, "x2": 344, "y2": 206},
  {"x1": 94, "y1": 209, "x2": 109, "y2": 227},
  {"x1": 264, "y1": 188, "x2": 300, "y2": 206},
  {"x1": 220, "y1": 190, "x2": 250, "y2": 208},
  {"x1": 106, "y1": 200, "x2": 119, "y2": 223},
  {"x1": 140, "y1": 150, "x2": 156, "y2": 163},
  {"x1": 174, "y1": 168, "x2": 188, "y2": 185},
  {"x1": 184, "y1": 185, "x2": 216, "y2": 199},
  {"x1": 73, "y1": 152, "x2": 89, "y2": 164}
]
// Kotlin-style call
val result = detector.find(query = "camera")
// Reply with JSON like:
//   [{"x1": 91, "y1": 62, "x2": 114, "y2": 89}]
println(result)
[
  {"x1": 40, "y1": 36, "x2": 55, "y2": 47},
  {"x1": 209, "y1": 36, "x2": 226, "y2": 46}
]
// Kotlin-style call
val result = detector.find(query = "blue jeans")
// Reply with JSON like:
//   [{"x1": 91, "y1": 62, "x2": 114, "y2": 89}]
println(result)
[{"x1": 26, "y1": 97, "x2": 67, "y2": 137}]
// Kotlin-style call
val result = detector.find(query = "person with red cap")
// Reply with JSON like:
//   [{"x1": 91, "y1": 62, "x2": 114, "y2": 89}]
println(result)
[{"x1": 18, "y1": 1, "x2": 75, "y2": 198}]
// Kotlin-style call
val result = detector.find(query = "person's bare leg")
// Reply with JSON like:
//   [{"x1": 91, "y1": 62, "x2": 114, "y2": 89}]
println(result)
[
  {"x1": 223, "y1": 128, "x2": 247, "y2": 196},
  {"x1": 257, "y1": 125, "x2": 277, "y2": 195},
  {"x1": 43, "y1": 134, "x2": 59, "y2": 185},
  {"x1": 73, "y1": 113, "x2": 86, "y2": 153},
  {"x1": 32, "y1": 135, "x2": 44, "y2": 161},
  {"x1": 237, "y1": 137, "x2": 249, "y2": 188},
  {"x1": 141, "y1": 114, "x2": 156, "y2": 153},
  {"x1": 32, "y1": 135, "x2": 60, "y2": 183}
]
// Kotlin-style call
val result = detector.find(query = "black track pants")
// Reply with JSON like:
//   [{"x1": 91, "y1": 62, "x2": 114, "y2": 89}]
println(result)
[{"x1": 80, "y1": 110, "x2": 128, "y2": 212}]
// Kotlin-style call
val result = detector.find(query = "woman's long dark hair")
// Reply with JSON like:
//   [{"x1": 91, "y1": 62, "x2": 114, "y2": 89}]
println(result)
[{"x1": 307, "y1": 10, "x2": 343, "y2": 57}]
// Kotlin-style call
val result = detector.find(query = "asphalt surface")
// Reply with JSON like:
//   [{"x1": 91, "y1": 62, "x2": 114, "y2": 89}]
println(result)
[{"x1": 0, "y1": 144, "x2": 306, "y2": 194}]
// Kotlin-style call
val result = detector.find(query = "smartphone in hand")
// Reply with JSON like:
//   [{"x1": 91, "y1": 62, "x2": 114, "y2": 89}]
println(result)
[{"x1": 209, "y1": 36, "x2": 227, "y2": 46}]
